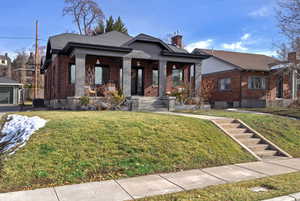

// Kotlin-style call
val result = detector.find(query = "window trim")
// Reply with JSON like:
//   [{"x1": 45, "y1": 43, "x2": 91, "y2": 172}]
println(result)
[
  {"x1": 218, "y1": 77, "x2": 231, "y2": 91},
  {"x1": 172, "y1": 68, "x2": 184, "y2": 86},
  {"x1": 94, "y1": 64, "x2": 110, "y2": 85},
  {"x1": 152, "y1": 69, "x2": 159, "y2": 86},
  {"x1": 68, "y1": 63, "x2": 76, "y2": 84},
  {"x1": 248, "y1": 76, "x2": 266, "y2": 90}
]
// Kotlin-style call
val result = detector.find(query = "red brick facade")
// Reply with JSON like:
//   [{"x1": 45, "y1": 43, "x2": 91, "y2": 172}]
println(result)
[
  {"x1": 202, "y1": 70, "x2": 293, "y2": 106},
  {"x1": 44, "y1": 55, "x2": 194, "y2": 100}
]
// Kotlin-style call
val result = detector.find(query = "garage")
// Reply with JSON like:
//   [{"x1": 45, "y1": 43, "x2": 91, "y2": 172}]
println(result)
[{"x1": 0, "y1": 77, "x2": 22, "y2": 105}]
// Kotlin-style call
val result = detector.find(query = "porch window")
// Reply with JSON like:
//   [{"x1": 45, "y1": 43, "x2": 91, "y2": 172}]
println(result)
[
  {"x1": 95, "y1": 65, "x2": 109, "y2": 85},
  {"x1": 172, "y1": 69, "x2": 184, "y2": 86},
  {"x1": 248, "y1": 76, "x2": 266, "y2": 89},
  {"x1": 219, "y1": 78, "x2": 231, "y2": 91},
  {"x1": 69, "y1": 64, "x2": 76, "y2": 84},
  {"x1": 152, "y1": 69, "x2": 159, "y2": 86}
]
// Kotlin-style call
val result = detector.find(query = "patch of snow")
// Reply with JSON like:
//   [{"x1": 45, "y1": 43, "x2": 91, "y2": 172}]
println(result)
[{"x1": 0, "y1": 115, "x2": 47, "y2": 155}]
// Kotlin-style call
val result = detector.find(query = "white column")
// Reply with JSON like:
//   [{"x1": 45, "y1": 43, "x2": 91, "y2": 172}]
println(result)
[
  {"x1": 122, "y1": 57, "x2": 132, "y2": 97},
  {"x1": 195, "y1": 62, "x2": 202, "y2": 97},
  {"x1": 292, "y1": 69, "x2": 298, "y2": 100},
  {"x1": 159, "y1": 60, "x2": 167, "y2": 97},
  {"x1": 75, "y1": 53, "x2": 86, "y2": 97}
]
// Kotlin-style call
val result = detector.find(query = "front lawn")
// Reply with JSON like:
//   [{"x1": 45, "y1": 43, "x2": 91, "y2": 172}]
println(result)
[
  {"x1": 137, "y1": 172, "x2": 300, "y2": 201},
  {"x1": 245, "y1": 107, "x2": 300, "y2": 119},
  {"x1": 0, "y1": 111, "x2": 254, "y2": 192},
  {"x1": 180, "y1": 110, "x2": 300, "y2": 157}
]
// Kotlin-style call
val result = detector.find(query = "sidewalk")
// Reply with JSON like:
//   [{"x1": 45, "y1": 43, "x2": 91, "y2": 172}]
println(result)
[{"x1": 0, "y1": 158, "x2": 299, "y2": 201}]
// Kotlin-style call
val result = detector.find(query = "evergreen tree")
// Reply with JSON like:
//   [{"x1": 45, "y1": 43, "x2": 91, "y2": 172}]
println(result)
[{"x1": 93, "y1": 16, "x2": 128, "y2": 35}]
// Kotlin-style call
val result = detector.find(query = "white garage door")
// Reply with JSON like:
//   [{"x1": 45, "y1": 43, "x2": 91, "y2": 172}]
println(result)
[{"x1": 0, "y1": 87, "x2": 14, "y2": 104}]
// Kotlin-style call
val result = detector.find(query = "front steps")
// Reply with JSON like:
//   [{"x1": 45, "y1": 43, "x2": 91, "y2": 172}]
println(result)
[
  {"x1": 212, "y1": 119, "x2": 292, "y2": 160},
  {"x1": 130, "y1": 96, "x2": 169, "y2": 111}
]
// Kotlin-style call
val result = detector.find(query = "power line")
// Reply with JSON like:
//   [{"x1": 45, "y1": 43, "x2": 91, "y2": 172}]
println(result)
[{"x1": 0, "y1": 36, "x2": 45, "y2": 41}]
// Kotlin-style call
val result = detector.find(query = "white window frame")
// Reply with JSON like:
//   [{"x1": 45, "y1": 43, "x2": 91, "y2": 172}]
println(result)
[
  {"x1": 219, "y1": 78, "x2": 231, "y2": 91},
  {"x1": 248, "y1": 76, "x2": 266, "y2": 90}
]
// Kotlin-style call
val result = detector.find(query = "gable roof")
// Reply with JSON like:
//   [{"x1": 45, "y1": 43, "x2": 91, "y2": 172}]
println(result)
[
  {"x1": 0, "y1": 77, "x2": 22, "y2": 85},
  {"x1": 48, "y1": 31, "x2": 189, "y2": 54},
  {"x1": 193, "y1": 49, "x2": 279, "y2": 71}
]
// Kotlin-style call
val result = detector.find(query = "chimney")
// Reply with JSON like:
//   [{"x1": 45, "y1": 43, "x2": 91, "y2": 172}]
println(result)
[
  {"x1": 171, "y1": 35, "x2": 183, "y2": 49},
  {"x1": 288, "y1": 52, "x2": 300, "y2": 64},
  {"x1": 5, "y1": 53, "x2": 8, "y2": 59}
]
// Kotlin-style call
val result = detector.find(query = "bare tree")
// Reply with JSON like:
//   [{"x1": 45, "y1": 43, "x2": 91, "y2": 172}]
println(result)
[
  {"x1": 277, "y1": 0, "x2": 300, "y2": 47},
  {"x1": 63, "y1": 0, "x2": 104, "y2": 35}
]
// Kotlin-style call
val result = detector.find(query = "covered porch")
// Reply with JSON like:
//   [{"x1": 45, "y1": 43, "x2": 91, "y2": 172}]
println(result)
[{"x1": 71, "y1": 53, "x2": 202, "y2": 99}]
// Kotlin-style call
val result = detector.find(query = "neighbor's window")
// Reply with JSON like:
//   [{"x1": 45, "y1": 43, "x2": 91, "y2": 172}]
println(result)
[
  {"x1": 172, "y1": 69, "x2": 184, "y2": 86},
  {"x1": 69, "y1": 64, "x2": 76, "y2": 84},
  {"x1": 248, "y1": 76, "x2": 266, "y2": 89},
  {"x1": 219, "y1": 78, "x2": 231, "y2": 91},
  {"x1": 152, "y1": 69, "x2": 159, "y2": 85},
  {"x1": 95, "y1": 65, "x2": 109, "y2": 85}
]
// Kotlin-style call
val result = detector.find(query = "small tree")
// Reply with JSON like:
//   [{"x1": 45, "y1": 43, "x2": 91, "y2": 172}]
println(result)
[{"x1": 63, "y1": 0, "x2": 104, "y2": 35}]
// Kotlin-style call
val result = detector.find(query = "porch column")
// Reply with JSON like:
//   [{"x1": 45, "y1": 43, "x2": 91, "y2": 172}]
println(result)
[
  {"x1": 292, "y1": 69, "x2": 298, "y2": 100},
  {"x1": 159, "y1": 60, "x2": 167, "y2": 97},
  {"x1": 75, "y1": 53, "x2": 86, "y2": 97},
  {"x1": 122, "y1": 57, "x2": 132, "y2": 97},
  {"x1": 195, "y1": 62, "x2": 202, "y2": 97}
]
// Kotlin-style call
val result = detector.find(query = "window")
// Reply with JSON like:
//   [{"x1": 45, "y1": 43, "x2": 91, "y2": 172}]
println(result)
[
  {"x1": 69, "y1": 64, "x2": 76, "y2": 84},
  {"x1": 190, "y1": 65, "x2": 195, "y2": 82},
  {"x1": 95, "y1": 65, "x2": 109, "y2": 85},
  {"x1": 1, "y1": 60, "x2": 5, "y2": 64},
  {"x1": 219, "y1": 78, "x2": 231, "y2": 91},
  {"x1": 152, "y1": 69, "x2": 159, "y2": 85},
  {"x1": 248, "y1": 76, "x2": 266, "y2": 89},
  {"x1": 172, "y1": 69, "x2": 184, "y2": 86}
]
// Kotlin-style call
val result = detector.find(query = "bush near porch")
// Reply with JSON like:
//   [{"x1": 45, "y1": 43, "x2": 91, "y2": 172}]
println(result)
[
  {"x1": 0, "y1": 111, "x2": 255, "y2": 193},
  {"x1": 180, "y1": 110, "x2": 300, "y2": 157}
]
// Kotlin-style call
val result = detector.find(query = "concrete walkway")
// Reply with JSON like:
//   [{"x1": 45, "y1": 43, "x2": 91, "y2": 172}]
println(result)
[
  {"x1": 155, "y1": 111, "x2": 231, "y2": 120},
  {"x1": 0, "y1": 158, "x2": 299, "y2": 201}
]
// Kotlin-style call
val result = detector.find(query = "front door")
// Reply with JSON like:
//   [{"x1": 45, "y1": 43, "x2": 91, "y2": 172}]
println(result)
[
  {"x1": 131, "y1": 67, "x2": 144, "y2": 96},
  {"x1": 276, "y1": 76, "x2": 284, "y2": 98}
]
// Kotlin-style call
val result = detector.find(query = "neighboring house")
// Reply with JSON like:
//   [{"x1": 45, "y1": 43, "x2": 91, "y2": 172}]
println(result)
[
  {"x1": 0, "y1": 53, "x2": 12, "y2": 78},
  {"x1": 12, "y1": 52, "x2": 44, "y2": 100},
  {"x1": 193, "y1": 49, "x2": 299, "y2": 108},
  {"x1": 42, "y1": 31, "x2": 209, "y2": 110},
  {"x1": 0, "y1": 77, "x2": 22, "y2": 105}
]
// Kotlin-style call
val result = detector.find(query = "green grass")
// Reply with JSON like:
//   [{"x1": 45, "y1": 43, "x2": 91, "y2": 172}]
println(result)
[
  {"x1": 0, "y1": 111, "x2": 255, "y2": 193},
  {"x1": 180, "y1": 110, "x2": 300, "y2": 157},
  {"x1": 137, "y1": 172, "x2": 300, "y2": 201},
  {"x1": 244, "y1": 107, "x2": 300, "y2": 119}
]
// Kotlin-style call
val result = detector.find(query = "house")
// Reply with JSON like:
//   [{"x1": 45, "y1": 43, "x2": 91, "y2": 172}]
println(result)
[
  {"x1": 0, "y1": 77, "x2": 22, "y2": 105},
  {"x1": 0, "y1": 53, "x2": 12, "y2": 78},
  {"x1": 11, "y1": 52, "x2": 45, "y2": 100},
  {"x1": 193, "y1": 49, "x2": 299, "y2": 108},
  {"x1": 42, "y1": 31, "x2": 209, "y2": 110}
]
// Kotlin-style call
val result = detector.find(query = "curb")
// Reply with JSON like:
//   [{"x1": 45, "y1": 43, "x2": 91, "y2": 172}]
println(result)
[{"x1": 262, "y1": 192, "x2": 300, "y2": 201}]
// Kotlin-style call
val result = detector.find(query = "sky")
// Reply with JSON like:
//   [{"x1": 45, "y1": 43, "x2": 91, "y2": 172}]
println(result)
[{"x1": 0, "y1": 0, "x2": 283, "y2": 58}]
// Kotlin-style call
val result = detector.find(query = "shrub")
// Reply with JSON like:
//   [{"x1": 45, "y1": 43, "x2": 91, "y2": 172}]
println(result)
[{"x1": 79, "y1": 96, "x2": 90, "y2": 106}]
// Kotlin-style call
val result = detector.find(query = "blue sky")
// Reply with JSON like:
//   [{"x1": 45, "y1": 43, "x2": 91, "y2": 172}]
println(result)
[{"x1": 0, "y1": 0, "x2": 282, "y2": 58}]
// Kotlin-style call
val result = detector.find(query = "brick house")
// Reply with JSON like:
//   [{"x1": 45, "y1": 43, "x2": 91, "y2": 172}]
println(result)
[
  {"x1": 0, "y1": 53, "x2": 12, "y2": 78},
  {"x1": 42, "y1": 31, "x2": 209, "y2": 110},
  {"x1": 193, "y1": 49, "x2": 299, "y2": 108}
]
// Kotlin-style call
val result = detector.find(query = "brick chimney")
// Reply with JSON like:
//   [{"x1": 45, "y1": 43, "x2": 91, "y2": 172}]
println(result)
[
  {"x1": 171, "y1": 35, "x2": 183, "y2": 48},
  {"x1": 288, "y1": 52, "x2": 300, "y2": 64}
]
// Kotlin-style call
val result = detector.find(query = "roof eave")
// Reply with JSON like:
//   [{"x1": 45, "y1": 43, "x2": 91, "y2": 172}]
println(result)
[{"x1": 161, "y1": 50, "x2": 210, "y2": 60}]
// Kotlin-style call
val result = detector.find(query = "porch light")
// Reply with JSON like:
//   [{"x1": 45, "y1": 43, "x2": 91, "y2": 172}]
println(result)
[
  {"x1": 172, "y1": 65, "x2": 177, "y2": 69},
  {"x1": 137, "y1": 61, "x2": 141, "y2": 66},
  {"x1": 96, "y1": 59, "x2": 101, "y2": 65}
]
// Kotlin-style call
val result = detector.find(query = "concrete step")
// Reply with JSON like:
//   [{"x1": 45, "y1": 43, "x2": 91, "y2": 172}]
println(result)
[
  {"x1": 219, "y1": 123, "x2": 242, "y2": 129},
  {"x1": 226, "y1": 128, "x2": 249, "y2": 134},
  {"x1": 256, "y1": 150, "x2": 278, "y2": 157},
  {"x1": 214, "y1": 119, "x2": 236, "y2": 124},
  {"x1": 232, "y1": 133, "x2": 255, "y2": 139},
  {"x1": 239, "y1": 138, "x2": 262, "y2": 146},
  {"x1": 248, "y1": 144, "x2": 270, "y2": 152}
]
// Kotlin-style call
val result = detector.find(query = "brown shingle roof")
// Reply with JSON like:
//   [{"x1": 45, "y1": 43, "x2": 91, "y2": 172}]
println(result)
[{"x1": 193, "y1": 49, "x2": 279, "y2": 71}]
